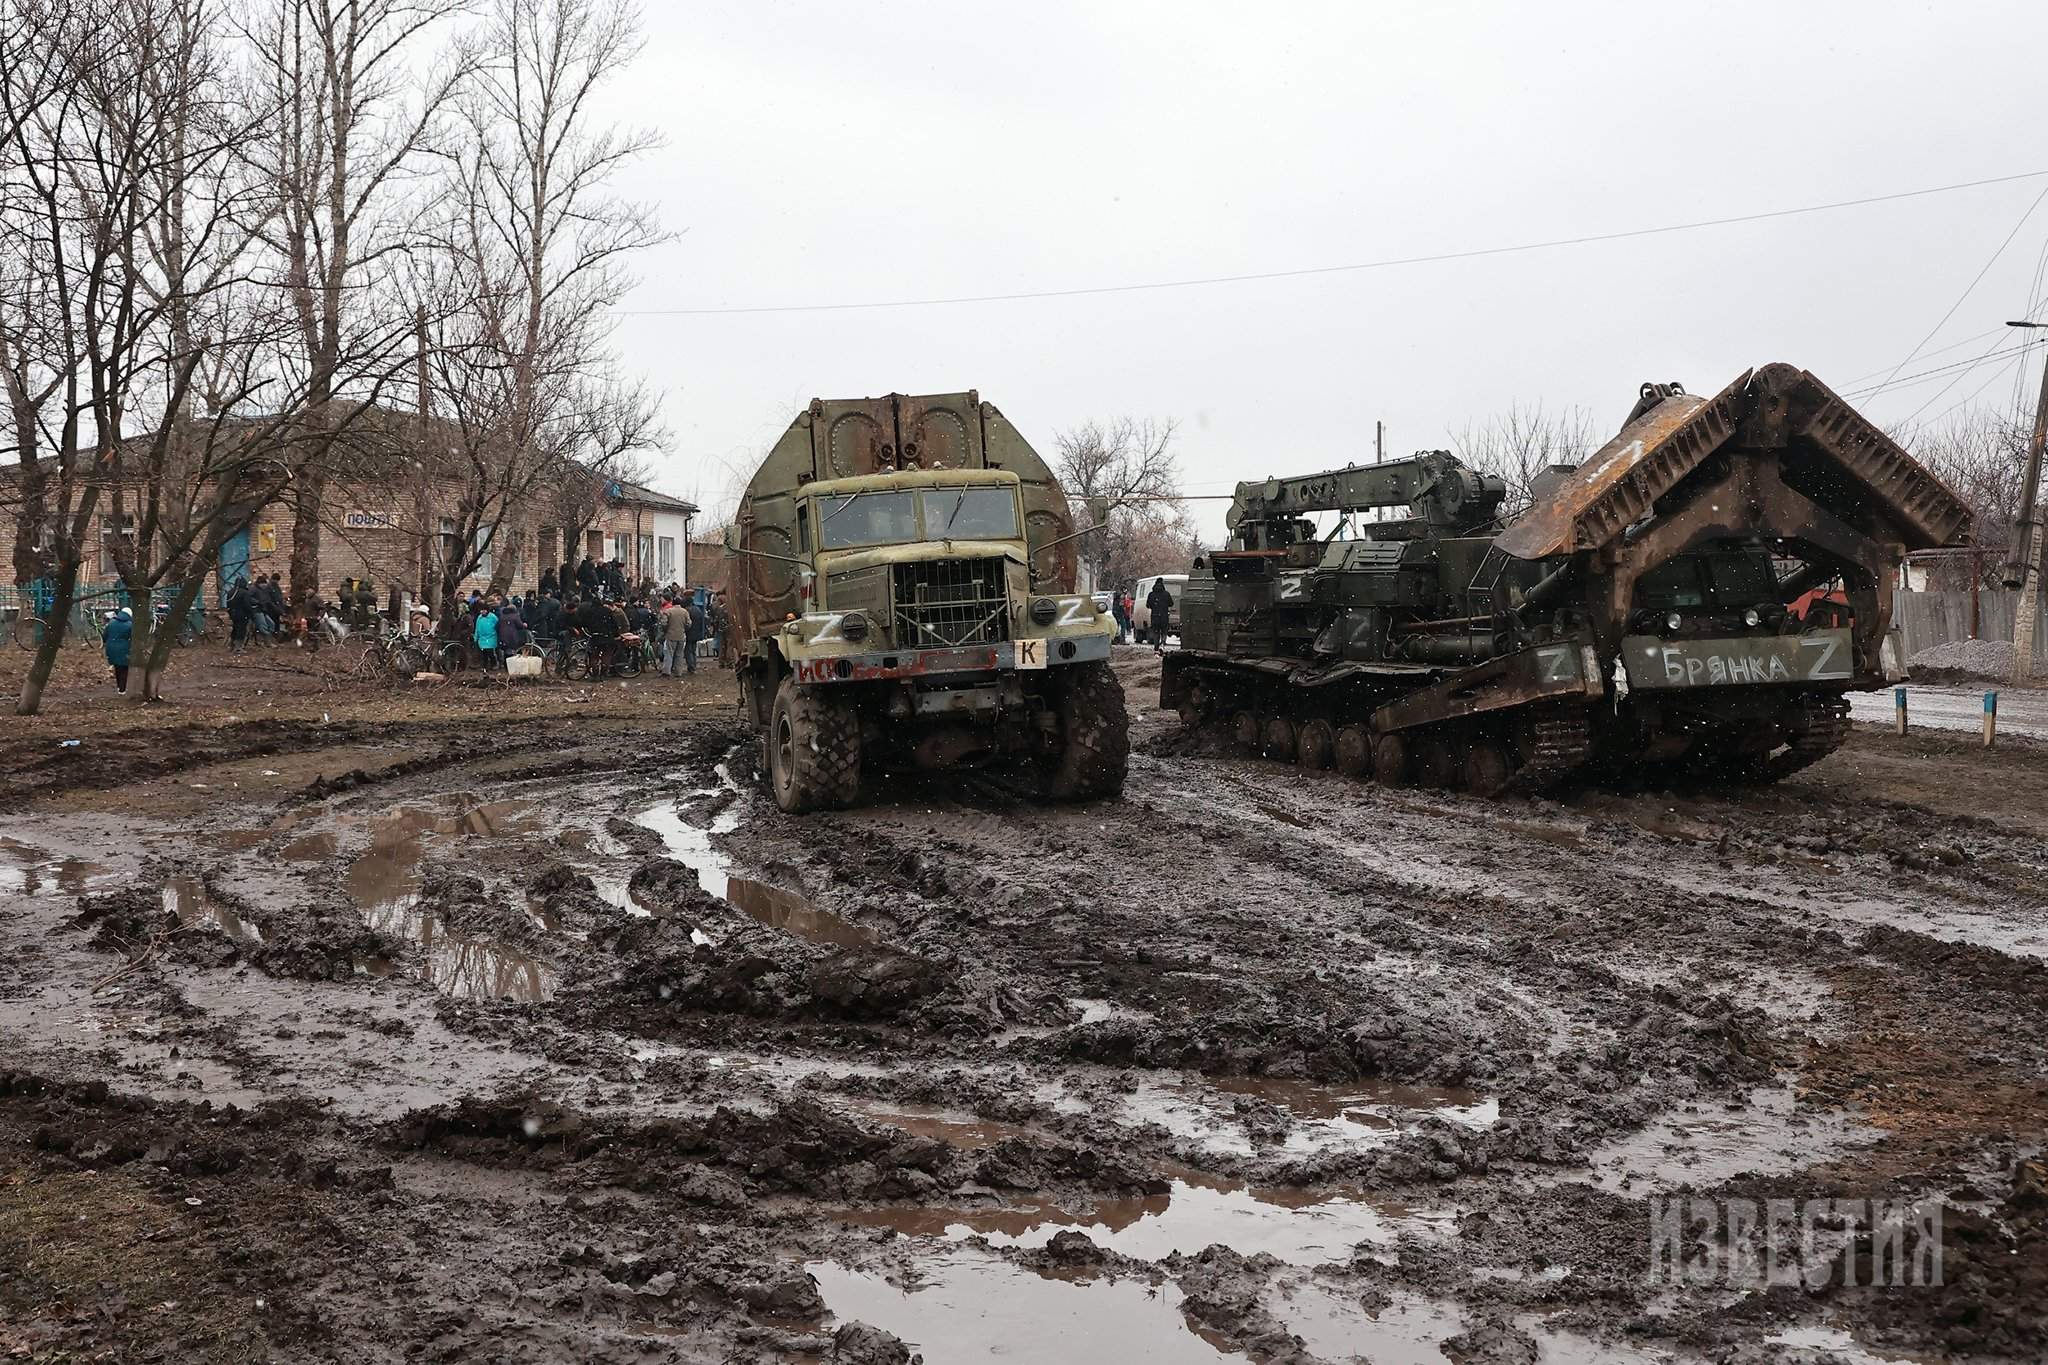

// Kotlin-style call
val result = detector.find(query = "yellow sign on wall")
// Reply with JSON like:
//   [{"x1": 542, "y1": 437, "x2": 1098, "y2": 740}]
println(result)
[{"x1": 257, "y1": 523, "x2": 276, "y2": 553}]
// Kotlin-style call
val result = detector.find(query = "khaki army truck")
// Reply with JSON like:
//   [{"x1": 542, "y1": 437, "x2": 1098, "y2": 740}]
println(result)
[{"x1": 724, "y1": 392, "x2": 1127, "y2": 813}]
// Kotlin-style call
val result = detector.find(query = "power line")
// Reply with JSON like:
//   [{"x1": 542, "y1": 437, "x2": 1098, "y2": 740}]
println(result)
[
  {"x1": 1844, "y1": 343, "x2": 2039, "y2": 400},
  {"x1": 1866, "y1": 181, "x2": 2048, "y2": 394},
  {"x1": 613, "y1": 169, "x2": 2048, "y2": 317}
]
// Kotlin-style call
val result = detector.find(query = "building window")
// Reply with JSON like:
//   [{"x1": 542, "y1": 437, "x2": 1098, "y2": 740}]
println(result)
[
  {"x1": 474, "y1": 525, "x2": 493, "y2": 578},
  {"x1": 538, "y1": 527, "x2": 557, "y2": 573},
  {"x1": 638, "y1": 534, "x2": 654, "y2": 575},
  {"x1": 657, "y1": 536, "x2": 675, "y2": 579},
  {"x1": 439, "y1": 518, "x2": 460, "y2": 574},
  {"x1": 98, "y1": 515, "x2": 136, "y2": 577},
  {"x1": 586, "y1": 529, "x2": 603, "y2": 560},
  {"x1": 611, "y1": 531, "x2": 631, "y2": 565}
]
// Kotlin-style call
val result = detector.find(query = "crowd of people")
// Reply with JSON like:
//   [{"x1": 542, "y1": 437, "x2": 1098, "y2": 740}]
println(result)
[{"x1": 215, "y1": 554, "x2": 733, "y2": 681}]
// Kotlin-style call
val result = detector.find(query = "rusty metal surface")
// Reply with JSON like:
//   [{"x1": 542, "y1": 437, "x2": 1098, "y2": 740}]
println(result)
[
  {"x1": 1497, "y1": 366, "x2": 1973, "y2": 562},
  {"x1": 1759, "y1": 365, "x2": 1973, "y2": 550},
  {"x1": 1494, "y1": 371, "x2": 1750, "y2": 560}
]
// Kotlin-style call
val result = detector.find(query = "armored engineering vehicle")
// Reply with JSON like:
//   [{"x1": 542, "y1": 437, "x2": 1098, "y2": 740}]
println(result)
[
  {"x1": 726, "y1": 391, "x2": 1126, "y2": 812},
  {"x1": 1160, "y1": 364, "x2": 1972, "y2": 791}
]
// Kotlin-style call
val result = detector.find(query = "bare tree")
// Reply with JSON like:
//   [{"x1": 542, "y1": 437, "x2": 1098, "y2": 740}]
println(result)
[
  {"x1": 1896, "y1": 407, "x2": 2030, "y2": 588},
  {"x1": 1448, "y1": 401, "x2": 1600, "y2": 521},
  {"x1": 245, "y1": 0, "x2": 475, "y2": 604},
  {"x1": 1052, "y1": 415, "x2": 1182, "y2": 589},
  {"x1": 0, "y1": 0, "x2": 218, "y2": 713},
  {"x1": 400, "y1": 0, "x2": 663, "y2": 624}
]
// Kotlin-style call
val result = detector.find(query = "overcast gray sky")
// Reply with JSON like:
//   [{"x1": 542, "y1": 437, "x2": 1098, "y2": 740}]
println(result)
[{"x1": 596, "y1": 0, "x2": 2048, "y2": 540}]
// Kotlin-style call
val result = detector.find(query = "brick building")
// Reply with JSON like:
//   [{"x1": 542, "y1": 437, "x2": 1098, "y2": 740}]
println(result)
[{"x1": 2, "y1": 462, "x2": 696, "y2": 615}]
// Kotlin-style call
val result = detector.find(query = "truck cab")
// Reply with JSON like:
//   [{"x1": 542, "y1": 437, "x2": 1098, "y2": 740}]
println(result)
[{"x1": 727, "y1": 395, "x2": 1127, "y2": 812}]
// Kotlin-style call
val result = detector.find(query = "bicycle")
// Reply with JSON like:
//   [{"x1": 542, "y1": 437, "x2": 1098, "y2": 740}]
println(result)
[
  {"x1": 10, "y1": 611, "x2": 50, "y2": 651},
  {"x1": 560, "y1": 630, "x2": 642, "y2": 680}
]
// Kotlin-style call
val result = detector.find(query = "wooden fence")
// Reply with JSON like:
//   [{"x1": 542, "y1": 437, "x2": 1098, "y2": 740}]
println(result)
[{"x1": 1892, "y1": 589, "x2": 2048, "y2": 663}]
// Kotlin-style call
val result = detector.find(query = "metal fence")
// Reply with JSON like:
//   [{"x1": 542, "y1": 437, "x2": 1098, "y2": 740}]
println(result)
[{"x1": 1893, "y1": 589, "x2": 2048, "y2": 663}]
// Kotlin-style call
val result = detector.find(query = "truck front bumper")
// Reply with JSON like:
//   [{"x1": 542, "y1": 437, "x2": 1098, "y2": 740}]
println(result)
[{"x1": 788, "y1": 632, "x2": 1110, "y2": 684}]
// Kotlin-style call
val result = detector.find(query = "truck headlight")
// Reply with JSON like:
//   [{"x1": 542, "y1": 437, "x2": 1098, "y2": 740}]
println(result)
[
  {"x1": 841, "y1": 611, "x2": 869, "y2": 642},
  {"x1": 1665, "y1": 612, "x2": 1683, "y2": 632},
  {"x1": 1030, "y1": 597, "x2": 1058, "y2": 626},
  {"x1": 1742, "y1": 607, "x2": 1761, "y2": 628}
]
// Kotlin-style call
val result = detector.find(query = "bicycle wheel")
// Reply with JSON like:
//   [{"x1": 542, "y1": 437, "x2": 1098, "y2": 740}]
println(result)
[
  {"x1": 388, "y1": 643, "x2": 427, "y2": 680},
  {"x1": 616, "y1": 645, "x2": 643, "y2": 678},
  {"x1": 11, "y1": 614, "x2": 47, "y2": 651},
  {"x1": 561, "y1": 640, "x2": 594, "y2": 681}
]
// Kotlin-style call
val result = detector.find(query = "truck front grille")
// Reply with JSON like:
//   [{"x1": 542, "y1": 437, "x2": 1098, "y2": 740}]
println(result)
[{"x1": 892, "y1": 557, "x2": 1010, "y2": 647}]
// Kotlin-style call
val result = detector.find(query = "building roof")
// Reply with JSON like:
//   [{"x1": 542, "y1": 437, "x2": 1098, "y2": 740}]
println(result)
[{"x1": 608, "y1": 478, "x2": 698, "y2": 514}]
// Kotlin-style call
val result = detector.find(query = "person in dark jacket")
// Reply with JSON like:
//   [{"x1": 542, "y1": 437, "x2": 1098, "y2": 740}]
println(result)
[
  {"x1": 103, "y1": 606, "x2": 133, "y2": 693},
  {"x1": 496, "y1": 594, "x2": 526, "y2": 654},
  {"x1": 575, "y1": 558, "x2": 598, "y2": 595},
  {"x1": 538, "y1": 567, "x2": 558, "y2": 597},
  {"x1": 1145, "y1": 579, "x2": 1174, "y2": 655},
  {"x1": 226, "y1": 577, "x2": 254, "y2": 651},
  {"x1": 685, "y1": 594, "x2": 708, "y2": 674}
]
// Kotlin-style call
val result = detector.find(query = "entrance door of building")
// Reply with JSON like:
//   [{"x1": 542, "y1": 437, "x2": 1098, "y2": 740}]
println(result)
[{"x1": 217, "y1": 527, "x2": 251, "y2": 605}]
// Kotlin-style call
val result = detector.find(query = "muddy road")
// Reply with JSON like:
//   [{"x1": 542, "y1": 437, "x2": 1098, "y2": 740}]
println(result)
[{"x1": 2, "y1": 648, "x2": 2045, "y2": 1363}]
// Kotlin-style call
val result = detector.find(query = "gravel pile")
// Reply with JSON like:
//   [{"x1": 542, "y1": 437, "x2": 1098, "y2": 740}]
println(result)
[{"x1": 1909, "y1": 637, "x2": 2017, "y2": 677}]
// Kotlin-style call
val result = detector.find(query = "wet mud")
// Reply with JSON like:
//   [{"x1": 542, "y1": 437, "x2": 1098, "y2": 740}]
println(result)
[{"x1": 2, "y1": 648, "x2": 2045, "y2": 1363}]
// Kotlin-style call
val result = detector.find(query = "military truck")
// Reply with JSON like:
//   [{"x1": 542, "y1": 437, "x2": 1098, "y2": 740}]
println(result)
[
  {"x1": 724, "y1": 392, "x2": 1127, "y2": 812},
  {"x1": 1161, "y1": 364, "x2": 1971, "y2": 791}
]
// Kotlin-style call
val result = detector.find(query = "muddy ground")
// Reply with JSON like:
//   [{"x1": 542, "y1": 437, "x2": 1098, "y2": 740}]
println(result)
[{"x1": 1, "y1": 643, "x2": 2044, "y2": 1364}]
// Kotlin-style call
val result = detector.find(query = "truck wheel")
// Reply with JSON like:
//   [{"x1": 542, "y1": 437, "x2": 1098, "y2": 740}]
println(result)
[
  {"x1": 768, "y1": 677, "x2": 861, "y2": 813},
  {"x1": 1261, "y1": 716, "x2": 1297, "y2": 761},
  {"x1": 1046, "y1": 661, "x2": 1129, "y2": 800},
  {"x1": 1373, "y1": 733, "x2": 1410, "y2": 787},
  {"x1": 1333, "y1": 725, "x2": 1372, "y2": 778},
  {"x1": 1297, "y1": 719, "x2": 1335, "y2": 770},
  {"x1": 1463, "y1": 739, "x2": 1512, "y2": 796}
]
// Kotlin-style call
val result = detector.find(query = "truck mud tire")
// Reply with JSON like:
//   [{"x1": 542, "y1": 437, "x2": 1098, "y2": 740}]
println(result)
[
  {"x1": 768, "y1": 677, "x2": 862, "y2": 814},
  {"x1": 1044, "y1": 661, "x2": 1129, "y2": 801}
]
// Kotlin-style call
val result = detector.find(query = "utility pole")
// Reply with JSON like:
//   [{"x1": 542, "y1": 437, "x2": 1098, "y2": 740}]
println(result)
[
  {"x1": 1375, "y1": 420, "x2": 1384, "y2": 465},
  {"x1": 2003, "y1": 321, "x2": 2048, "y2": 681}
]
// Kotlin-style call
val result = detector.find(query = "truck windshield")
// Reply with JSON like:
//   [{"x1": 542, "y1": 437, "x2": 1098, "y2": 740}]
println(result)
[
  {"x1": 817, "y1": 491, "x2": 918, "y2": 548},
  {"x1": 918, "y1": 487, "x2": 1019, "y2": 540}
]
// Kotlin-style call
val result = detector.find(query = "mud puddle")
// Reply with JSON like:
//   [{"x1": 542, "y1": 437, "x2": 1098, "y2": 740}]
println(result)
[
  {"x1": 634, "y1": 772, "x2": 877, "y2": 947},
  {"x1": 162, "y1": 877, "x2": 265, "y2": 944},
  {"x1": 834, "y1": 1174, "x2": 1449, "y2": 1265},
  {"x1": 0, "y1": 837, "x2": 108, "y2": 897},
  {"x1": 810, "y1": 1251, "x2": 1251, "y2": 1364},
  {"x1": 1584, "y1": 1081, "x2": 1878, "y2": 1192},
  {"x1": 1765, "y1": 1324, "x2": 1942, "y2": 1363},
  {"x1": 1122, "y1": 1073, "x2": 1498, "y2": 1157}
]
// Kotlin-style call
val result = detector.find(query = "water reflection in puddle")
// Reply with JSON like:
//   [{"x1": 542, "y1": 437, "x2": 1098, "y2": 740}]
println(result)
[
  {"x1": 810, "y1": 1251, "x2": 1251, "y2": 1365},
  {"x1": 835, "y1": 1175, "x2": 1450, "y2": 1266},
  {"x1": 336, "y1": 795, "x2": 554, "y2": 1003},
  {"x1": 1269, "y1": 1281, "x2": 1461, "y2": 1365},
  {"x1": 162, "y1": 877, "x2": 265, "y2": 943},
  {"x1": 1121, "y1": 1074, "x2": 1498, "y2": 1158},
  {"x1": 0, "y1": 838, "x2": 109, "y2": 897},
  {"x1": 635, "y1": 774, "x2": 875, "y2": 947}
]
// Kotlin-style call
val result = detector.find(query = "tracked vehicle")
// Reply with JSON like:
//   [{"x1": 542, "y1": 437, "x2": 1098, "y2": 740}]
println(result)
[
  {"x1": 726, "y1": 392, "x2": 1126, "y2": 812},
  {"x1": 1161, "y1": 365, "x2": 1971, "y2": 791}
]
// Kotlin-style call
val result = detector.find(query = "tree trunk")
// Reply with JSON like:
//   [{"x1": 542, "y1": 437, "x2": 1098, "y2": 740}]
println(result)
[
  {"x1": 16, "y1": 557, "x2": 80, "y2": 716},
  {"x1": 132, "y1": 570, "x2": 206, "y2": 703},
  {"x1": 290, "y1": 471, "x2": 324, "y2": 604}
]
